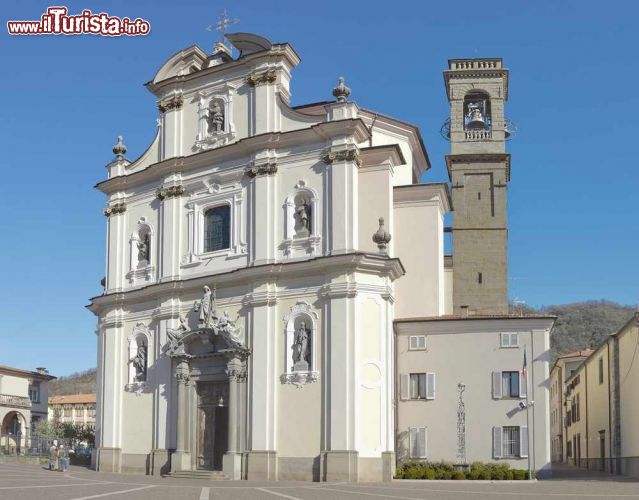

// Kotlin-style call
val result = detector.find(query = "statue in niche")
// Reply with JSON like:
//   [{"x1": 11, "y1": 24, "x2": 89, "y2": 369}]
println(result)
[
  {"x1": 292, "y1": 321, "x2": 311, "y2": 371},
  {"x1": 207, "y1": 101, "x2": 224, "y2": 133},
  {"x1": 132, "y1": 344, "x2": 147, "y2": 382},
  {"x1": 194, "y1": 285, "x2": 213, "y2": 327},
  {"x1": 137, "y1": 233, "x2": 150, "y2": 264},
  {"x1": 167, "y1": 315, "x2": 189, "y2": 344},
  {"x1": 295, "y1": 199, "x2": 311, "y2": 236}
]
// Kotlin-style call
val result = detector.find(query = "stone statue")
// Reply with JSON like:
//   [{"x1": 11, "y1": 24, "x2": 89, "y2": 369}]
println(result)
[
  {"x1": 194, "y1": 285, "x2": 212, "y2": 327},
  {"x1": 292, "y1": 321, "x2": 311, "y2": 371},
  {"x1": 137, "y1": 234, "x2": 150, "y2": 264},
  {"x1": 167, "y1": 315, "x2": 189, "y2": 344},
  {"x1": 132, "y1": 345, "x2": 146, "y2": 382},
  {"x1": 208, "y1": 101, "x2": 224, "y2": 133},
  {"x1": 295, "y1": 200, "x2": 311, "y2": 235}
]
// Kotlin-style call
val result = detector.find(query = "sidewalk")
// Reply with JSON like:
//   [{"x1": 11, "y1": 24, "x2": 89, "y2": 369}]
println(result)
[{"x1": 550, "y1": 461, "x2": 635, "y2": 481}]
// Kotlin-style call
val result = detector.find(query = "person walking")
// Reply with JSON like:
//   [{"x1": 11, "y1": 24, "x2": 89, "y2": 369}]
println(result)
[{"x1": 49, "y1": 442, "x2": 58, "y2": 471}]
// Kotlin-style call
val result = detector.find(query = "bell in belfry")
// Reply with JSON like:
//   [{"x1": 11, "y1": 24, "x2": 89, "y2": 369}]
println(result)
[{"x1": 465, "y1": 101, "x2": 486, "y2": 129}]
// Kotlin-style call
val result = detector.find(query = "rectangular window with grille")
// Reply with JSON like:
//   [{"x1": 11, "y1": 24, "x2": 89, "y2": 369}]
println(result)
[
  {"x1": 502, "y1": 426, "x2": 520, "y2": 457},
  {"x1": 204, "y1": 205, "x2": 231, "y2": 252},
  {"x1": 599, "y1": 357, "x2": 604, "y2": 384}
]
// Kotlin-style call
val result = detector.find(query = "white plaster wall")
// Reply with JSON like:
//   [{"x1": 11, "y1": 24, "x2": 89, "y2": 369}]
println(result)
[
  {"x1": 0, "y1": 375, "x2": 28, "y2": 397},
  {"x1": 619, "y1": 324, "x2": 639, "y2": 457},
  {"x1": 396, "y1": 319, "x2": 552, "y2": 472}
]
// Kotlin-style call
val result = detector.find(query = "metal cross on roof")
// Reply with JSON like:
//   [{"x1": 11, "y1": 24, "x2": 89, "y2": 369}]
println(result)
[{"x1": 207, "y1": 9, "x2": 239, "y2": 44}]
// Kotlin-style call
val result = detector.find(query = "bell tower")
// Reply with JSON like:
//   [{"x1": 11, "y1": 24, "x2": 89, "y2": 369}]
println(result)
[{"x1": 443, "y1": 58, "x2": 511, "y2": 314}]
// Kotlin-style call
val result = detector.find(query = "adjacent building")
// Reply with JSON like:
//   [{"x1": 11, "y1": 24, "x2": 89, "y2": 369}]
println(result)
[
  {"x1": 549, "y1": 349, "x2": 592, "y2": 463},
  {"x1": 0, "y1": 365, "x2": 55, "y2": 453},
  {"x1": 553, "y1": 313, "x2": 639, "y2": 479},
  {"x1": 49, "y1": 394, "x2": 97, "y2": 427},
  {"x1": 89, "y1": 32, "x2": 554, "y2": 481}
]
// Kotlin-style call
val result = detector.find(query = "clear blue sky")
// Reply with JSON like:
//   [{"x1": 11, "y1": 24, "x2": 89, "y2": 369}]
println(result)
[{"x1": 1, "y1": 1, "x2": 637, "y2": 377}]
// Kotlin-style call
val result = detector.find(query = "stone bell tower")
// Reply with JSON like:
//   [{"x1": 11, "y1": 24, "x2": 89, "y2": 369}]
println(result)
[{"x1": 443, "y1": 58, "x2": 511, "y2": 314}]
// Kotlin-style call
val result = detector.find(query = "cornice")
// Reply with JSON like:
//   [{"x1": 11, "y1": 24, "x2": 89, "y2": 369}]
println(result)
[
  {"x1": 88, "y1": 252, "x2": 404, "y2": 314},
  {"x1": 358, "y1": 145, "x2": 405, "y2": 170},
  {"x1": 393, "y1": 183, "x2": 452, "y2": 213},
  {"x1": 96, "y1": 119, "x2": 370, "y2": 195}
]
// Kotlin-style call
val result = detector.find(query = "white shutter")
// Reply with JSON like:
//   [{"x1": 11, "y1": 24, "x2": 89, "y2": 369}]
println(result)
[
  {"x1": 492, "y1": 371, "x2": 502, "y2": 399},
  {"x1": 493, "y1": 426, "x2": 503, "y2": 458},
  {"x1": 426, "y1": 372, "x2": 436, "y2": 400},
  {"x1": 519, "y1": 372, "x2": 527, "y2": 399},
  {"x1": 520, "y1": 426, "x2": 528, "y2": 457},
  {"x1": 422, "y1": 427, "x2": 428, "y2": 458},
  {"x1": 400, "y1": 374, "x2": 410, "y2": 401}
]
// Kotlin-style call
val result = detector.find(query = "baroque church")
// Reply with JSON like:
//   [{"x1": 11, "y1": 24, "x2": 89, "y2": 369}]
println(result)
[{"x1": 90, "y1": 32, "x2": 554, "y2": 481}]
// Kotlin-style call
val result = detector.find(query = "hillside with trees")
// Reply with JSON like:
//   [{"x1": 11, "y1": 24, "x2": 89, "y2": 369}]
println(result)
[
  {"x1": 48, "y1": 368, "x2": 97, "y2": 396},
  {"x1": 542, "y1": 300, "x2": 635, "y2": 361}
]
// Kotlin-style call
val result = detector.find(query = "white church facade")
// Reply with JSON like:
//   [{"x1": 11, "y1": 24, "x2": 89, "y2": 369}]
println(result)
[{"x1": 89, "y1": 33, "x2": 554, "y2": 481}]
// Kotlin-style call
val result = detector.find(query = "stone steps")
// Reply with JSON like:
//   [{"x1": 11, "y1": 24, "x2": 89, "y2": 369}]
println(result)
[{"x1": 166, "y1": 470, "x2": 230, "y2": 480}]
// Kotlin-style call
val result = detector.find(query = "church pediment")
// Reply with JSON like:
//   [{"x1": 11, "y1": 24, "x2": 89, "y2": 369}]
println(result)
[{"x1": 166, "y1": 326, "x2": 249, "y2": 360}]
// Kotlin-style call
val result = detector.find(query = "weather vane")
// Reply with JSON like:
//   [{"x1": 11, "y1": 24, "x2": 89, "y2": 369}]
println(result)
[{"x1": 207, "y1": 9, "x2": 239, "y2": 49}]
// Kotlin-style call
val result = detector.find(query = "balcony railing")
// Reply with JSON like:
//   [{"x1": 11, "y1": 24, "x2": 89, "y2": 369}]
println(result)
[{"x1": 0, "y1": 394, "x2": 33, "y2": 409}]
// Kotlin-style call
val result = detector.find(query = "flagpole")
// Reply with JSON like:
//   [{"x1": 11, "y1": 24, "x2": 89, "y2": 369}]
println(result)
[{"x1": 525, "y1": 347, "x2": 532, "y2": 480}]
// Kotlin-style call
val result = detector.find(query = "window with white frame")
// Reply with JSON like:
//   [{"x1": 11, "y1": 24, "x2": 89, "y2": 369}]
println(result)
[
  {"x1": 493, "y1": 425, "x2": 527, "y2": 458},
  {"x1": 492, "y1": 370, "x2": 526, "y2": 399},
  {"x1": 400, "y1": 372, "x2": 435, "y2": 400},
  {"x1": 500, "y1": 332, "x2": 519, "y2": 348},
  {"x1": 204, "y1": 205, "x2": 231, "y2": 253},
  {"x1": 409, "y1": 427, "x2": 427, "y2": 459},
  {"x1": 408, "y1": 335, "x2": 426, "y2": 350}
]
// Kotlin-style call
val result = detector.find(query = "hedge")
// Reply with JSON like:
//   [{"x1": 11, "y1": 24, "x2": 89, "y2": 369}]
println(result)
[{"x1": 395, "y1": 461, "x2": 534, "y2": 480}]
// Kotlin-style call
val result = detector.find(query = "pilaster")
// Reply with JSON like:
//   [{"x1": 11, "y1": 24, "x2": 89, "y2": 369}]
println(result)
[
  {"x1": 158, "y1": 177, "x2": 184, "y2": 281},
  {"x1": 323, "y1": 281, "x2": 357, "y2": 453},
  {"x1": 247, "y1": 155, "x2": 278, "y2": 265},
  {"x1": 158, "y1": 93, "x2": 183, "y2": 160},
  {"x1": 246, "y1": 286, "x2": 278, "y2": 478},
  {"x1": 104, "y1": 200, "x2": 126, "y2": 292},
  {"x1": 323, "y1": 145, "x2": 360, "y2": 255}
]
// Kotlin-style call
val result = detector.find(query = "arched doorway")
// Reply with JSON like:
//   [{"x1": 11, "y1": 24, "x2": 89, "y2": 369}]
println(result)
[{"x1": 1, "y1": 411, "x2": 27, "y2": 454}]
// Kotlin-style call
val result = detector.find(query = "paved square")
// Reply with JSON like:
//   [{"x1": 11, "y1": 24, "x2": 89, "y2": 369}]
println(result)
[{"x1": 0, "y1": 463, "x2": 638, "y2": 500}]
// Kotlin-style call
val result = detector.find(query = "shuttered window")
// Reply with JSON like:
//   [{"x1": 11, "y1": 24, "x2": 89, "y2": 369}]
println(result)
[
  {"x1": 409, "y1": 335, "x2": 426, "y2": 350},
  {"x1": 403, "y1": 373, "x2": 436, "y2": 400},
  {"x1": 493, "y1": 426, "x2": 527, "y2": 458},
  {"x1": 409, "y1": 427, "x2": 427, "y2": 458}
]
